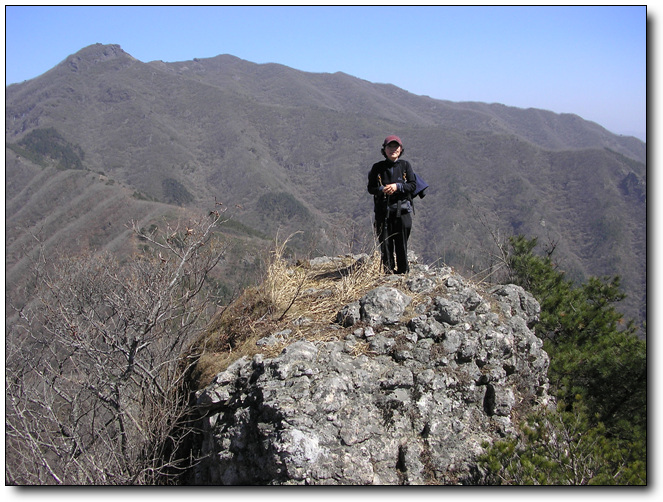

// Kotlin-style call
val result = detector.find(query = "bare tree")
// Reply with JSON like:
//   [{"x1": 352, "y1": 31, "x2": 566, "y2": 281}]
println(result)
[{"x1": 6, "y1": 209, "x2": 229, "y2": 485}]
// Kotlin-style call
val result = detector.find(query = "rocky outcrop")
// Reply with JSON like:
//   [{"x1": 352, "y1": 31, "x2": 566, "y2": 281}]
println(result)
[{"x1": 190, "y1": 261, "x2": 551, "y2": 485}]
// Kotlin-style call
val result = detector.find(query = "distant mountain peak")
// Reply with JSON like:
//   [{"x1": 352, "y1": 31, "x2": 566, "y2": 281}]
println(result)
[{"x1": 64, "y1": 43, "x2": 135, "y2": 73}]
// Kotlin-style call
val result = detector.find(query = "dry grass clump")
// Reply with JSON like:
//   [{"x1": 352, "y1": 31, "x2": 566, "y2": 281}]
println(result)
[
  {"x1": 189, "y1": 238, "x2": 386, "y2": 388},
  {"x1": 264, "y1": 238, "x2": 384, "y2": 325}
]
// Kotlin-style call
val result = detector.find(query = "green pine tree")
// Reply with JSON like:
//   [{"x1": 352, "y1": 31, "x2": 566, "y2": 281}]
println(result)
[{"x1": 479, "y1": 235, "x2": 646, "y2": 485}]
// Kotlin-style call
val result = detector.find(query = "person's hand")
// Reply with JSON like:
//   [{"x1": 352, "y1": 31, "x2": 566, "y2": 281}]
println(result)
[{"x1": 383, "y1": 183, "x2": 398, "y2": 195}]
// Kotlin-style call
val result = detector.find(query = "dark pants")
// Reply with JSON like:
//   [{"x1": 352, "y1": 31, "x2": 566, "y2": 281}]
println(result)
[{"x1": 375, "y1": 212, "x2": 412, "y2": 274}]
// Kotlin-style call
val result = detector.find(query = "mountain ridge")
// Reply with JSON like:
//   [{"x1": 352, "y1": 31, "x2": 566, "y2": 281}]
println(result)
[{"x1": 5, "y1": 43, "x2": 646, "y2": 331}]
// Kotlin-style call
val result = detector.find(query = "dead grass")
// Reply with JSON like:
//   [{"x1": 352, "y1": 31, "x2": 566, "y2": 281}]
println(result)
[
  {"x1": 189, "y1": 237, "x2": 389, "y2": 389},
  {"x1": 265, "y1": 237, "x2": 385, "y2": 325}
]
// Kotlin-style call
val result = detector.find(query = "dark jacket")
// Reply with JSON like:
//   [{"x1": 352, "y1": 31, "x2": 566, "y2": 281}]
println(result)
[{"x1": 367, "y1": 158, "x2": 417, "y2": 217}]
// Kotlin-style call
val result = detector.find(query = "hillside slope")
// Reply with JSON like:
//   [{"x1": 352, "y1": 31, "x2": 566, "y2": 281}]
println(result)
[{"x1": 5, "y1": 43, "x2": 646, "y2": 330}]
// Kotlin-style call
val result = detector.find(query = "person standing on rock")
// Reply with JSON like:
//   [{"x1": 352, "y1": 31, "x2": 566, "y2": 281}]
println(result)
[{"x1": 367, "y1": 135, "x2": 416, "y2": 274}]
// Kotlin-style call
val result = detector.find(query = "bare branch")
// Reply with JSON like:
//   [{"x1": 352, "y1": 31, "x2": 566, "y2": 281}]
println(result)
[{"x1": 6, "y1": 206, "x2": 230, "y2": 484}]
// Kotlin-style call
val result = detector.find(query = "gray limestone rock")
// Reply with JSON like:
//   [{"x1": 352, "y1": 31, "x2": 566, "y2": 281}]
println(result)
[{"x1": 190, "y1": 261, "x2": 551, "y2": 485}]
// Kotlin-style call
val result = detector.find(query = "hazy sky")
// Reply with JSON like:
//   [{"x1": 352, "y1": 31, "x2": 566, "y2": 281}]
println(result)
[{"x1": 4, "y1": 4, "x2": 647, "y2": 140}]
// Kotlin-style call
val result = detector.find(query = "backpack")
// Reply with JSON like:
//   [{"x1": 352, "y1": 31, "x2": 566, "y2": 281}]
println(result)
[
  {"x1": 398, "y1": 162, "x2": 429, "y2": 200},
  {"x1": 401, "y1": 165, "x2": 429, "y2": 216},
  {"x1": 412, "y1": 171, "x2": 429, "y2": 199}
]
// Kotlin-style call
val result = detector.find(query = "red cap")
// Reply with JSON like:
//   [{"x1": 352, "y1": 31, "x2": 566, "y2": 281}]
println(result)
[{"x1": 383, "y1": 135, "x2": 403, "y2": 147}]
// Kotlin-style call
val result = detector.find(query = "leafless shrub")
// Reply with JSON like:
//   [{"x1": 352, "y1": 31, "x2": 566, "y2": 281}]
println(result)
[{"x1": 5, "y1": 209, "x2": 229, "y2": 485}]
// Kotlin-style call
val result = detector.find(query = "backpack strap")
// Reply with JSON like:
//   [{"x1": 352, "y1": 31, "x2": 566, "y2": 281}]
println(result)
[{"x1": 401, "y1": 162, "x2": 415, "y2": 216}]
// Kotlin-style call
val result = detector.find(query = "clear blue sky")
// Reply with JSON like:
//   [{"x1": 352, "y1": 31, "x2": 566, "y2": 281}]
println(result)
[{"x1": 4, "y1": 4, "x2": 647, "y2": 140}]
